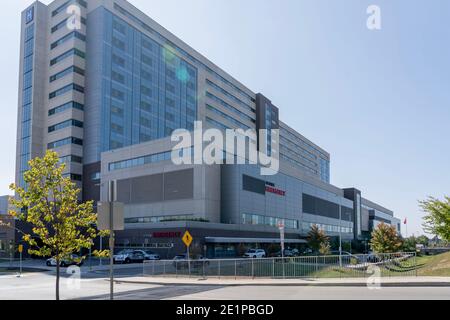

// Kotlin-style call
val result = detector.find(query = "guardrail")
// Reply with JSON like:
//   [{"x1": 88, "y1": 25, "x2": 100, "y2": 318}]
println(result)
[{"x1": 143, "y1": 252, "x2": 418, "y2": 279}]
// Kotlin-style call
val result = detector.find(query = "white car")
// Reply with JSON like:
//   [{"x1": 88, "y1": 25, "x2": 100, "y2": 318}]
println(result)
[
  {"x1": 244, "y1": 249, "x2": 266, "y2": 258},
  {"x1": 46, "y1": 254, "x2": 83, "y2": 267},
  {"x1": 134, "y1": 250, "x2": 161, "y2": 261},
  {"x1": 113, "y1": 250, "x2": 145, "y2": 264}
]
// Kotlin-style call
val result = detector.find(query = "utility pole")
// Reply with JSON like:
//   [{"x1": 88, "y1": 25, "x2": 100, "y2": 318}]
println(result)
[
  {"x1": 339, "y1": 204, "x2": 343, "y2": 268},
  {"x1": 109, "y1": 180, "x2": 116, "y2": 301}
]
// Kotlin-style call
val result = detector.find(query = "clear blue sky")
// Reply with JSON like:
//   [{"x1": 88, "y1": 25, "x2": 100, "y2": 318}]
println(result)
[{"x1": 1, "y1": 0, "x2": 449, "y2": 237}]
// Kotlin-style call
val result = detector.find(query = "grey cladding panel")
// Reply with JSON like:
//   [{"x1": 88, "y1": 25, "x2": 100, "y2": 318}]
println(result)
[
  {"x1": 131, "y1": 174, "x2": 164, "y2": 203},
  {"x1": 117, "y1": 169, "x2": 194, "y2": 204},
  {"x1": 164, "y1": 169, "x2": 194, "y2": 201},
  {"x1": 117, "y1": 179, "x2": 131, "y2": 203}
]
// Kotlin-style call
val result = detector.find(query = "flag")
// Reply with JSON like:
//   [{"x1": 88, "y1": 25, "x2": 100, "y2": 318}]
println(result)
[{"x1": 404, "y1": 218, "x2": 407, "y2": 225}]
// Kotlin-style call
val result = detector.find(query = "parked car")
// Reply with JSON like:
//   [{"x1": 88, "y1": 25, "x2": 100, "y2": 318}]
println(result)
[
  {"x1": 133, "y1": 250, "x2": 161, "y2": 261},
  {"x1": 113, "y1": 250, "x2": 145, "y2": 264},
  {"x1": 272, "y1": 249, "x2": 297, "y2": 258},
  {"x1": 330, "y1": 251, "x2": 362, "y2": 263},
  {"x1": 46, "y1": 254, "x2": 83, "y2": 267},
  {"x1": 172, "y1": 254, "x2": 210, "y2": 269},
  {"x1": 243, "y1": 249, "x2": 266, "y2": 258}
]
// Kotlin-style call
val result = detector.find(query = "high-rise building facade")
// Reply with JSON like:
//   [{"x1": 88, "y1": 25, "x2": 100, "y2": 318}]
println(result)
[{"x1": 16, "y1": 0, "x2": 399, "y2": 257}]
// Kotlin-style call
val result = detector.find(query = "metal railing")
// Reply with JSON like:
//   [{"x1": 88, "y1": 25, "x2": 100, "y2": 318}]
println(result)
[{"x1": 143, "y1": 252, "x2": 418, "y2": 279}]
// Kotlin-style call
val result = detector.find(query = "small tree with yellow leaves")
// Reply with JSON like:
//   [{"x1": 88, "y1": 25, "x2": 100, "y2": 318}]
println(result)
[{"x1": 9, "y1": 150, "x2": 108, "y2": 300}]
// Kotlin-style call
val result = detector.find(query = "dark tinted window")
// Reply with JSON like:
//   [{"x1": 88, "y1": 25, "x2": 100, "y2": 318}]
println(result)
[
  {"x1": 302, "y1": 193, "x2": 353, "y2": 221},
  {"x1": 243, "y1": 175, "x2": 266, "y2": 195}
]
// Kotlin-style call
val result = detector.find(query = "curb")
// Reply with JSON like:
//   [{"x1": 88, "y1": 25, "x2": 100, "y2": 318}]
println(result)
[{"x1": 113, "y1": 279, "x2": 450, "y2": 288}]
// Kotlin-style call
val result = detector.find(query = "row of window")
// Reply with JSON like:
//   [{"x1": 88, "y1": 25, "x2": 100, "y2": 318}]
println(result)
[
  {"x1": 280, "y1": 136, "x2": 317, "y2": 161},
  {"x1": 49, "y1": 83, "x2": 84, "y2": 99},
  {"x1": 50, "y1": 65, "x2": 84, "y2": 82},
  {"x1": 59, "y1": 154, "x2": 83, "y2": 164},
  {"x1": 19, "y1": 23, "x2": 35, "y2": 188},
  {"x1": 242, "y1": 213, "x2": 299, "y2": 230},
  {"x1": 280, "y1": 144, "x2": 317, "y2": 169},
  {"x1": 48, "y1": 101, "x2": 84, "y2": 116},
  {"x1": 125, "y1": 215, "x2": 195, "y2": 224},
  {"x1": 50, "y1": 48, "x2": 85, "y2": 66},
  {"x1": 280, "y1": 154, "x2": 318, "y2": 175},
  {"x1": 108, "y1": 148, "x2": 192, "y2": 171},
  {"x1": 206, "y1": 92, "x2": 255, "y2": 124},
  {"x1": 51, "y1": 16, "x2": 86, "y2": 33},
  {"x1": 50, "y1": 31, "x2": 85, "y2": 50},
  {"x1": 48, "y1": 119, "x2": 83, "y2": 133},
  {"x1": 114, "y1": 3, "x2": 256, "y2": 106},
  {"x1": 52, "y1": 0, "x2": 87, "y2": 17},
  {"x1": 206, "y1": 79, "x2": 254, "y2": 114},
  {"x1": 302, "y1": 222, "x2": 353, "y2": 234},
  {"x1": 62, "y1": 173, "x2": 82, "y2": 181},
  {"x1": 281, "y1": 127, "x2": 329, "y2": 160},
  {"x1": 48, "y1": 136, "x2": 83, "y2": 149},
  {"x1": 206, "y1": 104, "x2": 251, "y2": 130}
]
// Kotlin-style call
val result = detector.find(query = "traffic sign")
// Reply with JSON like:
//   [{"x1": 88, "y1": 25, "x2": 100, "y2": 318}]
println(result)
[
  {"x1": 182, "y1": 231, "x2": 193, "y2": 247},
  {"x1": 18, "y1": 245, "x2": 23, "y2": 253}
]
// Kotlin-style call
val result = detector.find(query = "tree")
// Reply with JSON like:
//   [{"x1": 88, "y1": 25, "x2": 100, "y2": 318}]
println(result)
[
  {"x1": 416, "y1": 235, "x2": 430, "y2": 246},
  {"x1": 319, "y1": 241, "x2": 331, "y2": 256},
  {"x1": 9, "y1": 150, "x2": 108, "y2": 300},
  {"x1": 420, "y1": 196, "x2": 450, "y2": 242},
  {"x1": 307, "y1": 225, "x2": 329, "y2": 253},
  {"x1": 402, "y1": 236, "x2": 418, "y2": 252},
  {"x1": 369, "y1": 222, "x2": 403, "y2": 253}
]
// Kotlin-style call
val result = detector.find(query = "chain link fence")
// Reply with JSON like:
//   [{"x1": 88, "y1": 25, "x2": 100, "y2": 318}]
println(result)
[{"x1": 143, "y1": 252, "x2": 418, "y2": 279}]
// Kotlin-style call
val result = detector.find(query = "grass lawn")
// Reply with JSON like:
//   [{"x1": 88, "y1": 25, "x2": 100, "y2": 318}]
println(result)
[{"x1": 416, "y1": 251, "x2": 450, "y2": 277}]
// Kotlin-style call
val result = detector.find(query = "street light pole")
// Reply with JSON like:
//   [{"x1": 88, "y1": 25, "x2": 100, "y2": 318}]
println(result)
[
  {"x1": 108, "y1": 180, "x2": 116, "y2": 301},
  {"x1": 339, "y1": 204, "x2": 342, "y2": 268}
]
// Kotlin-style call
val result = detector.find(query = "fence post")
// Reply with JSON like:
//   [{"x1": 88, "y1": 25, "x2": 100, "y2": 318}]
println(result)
[
  {"x1": 252, "y1": 259, "x2": 254, "y2": 279},
  {"x1": 315, "y1": 256, "x2": 318, "y2": 278},
  {"x1": 176, "y1": 261, "x2": 178, "y2": 278},
  {"x1": 272, "y1": 259, "x2": 275, "y2": 279},
  {"x1": 415, "y1": 252, "x2": 418, "y2": 277},
  {"x1": 152, "y1": 259, "x2": 155, "y2": 276},
  {"x1": 218, "y1": 260, "x2": 221, "y2": 279},
  {"x1": 163, "y1": 260, "x2": 166, "y2": 276}
]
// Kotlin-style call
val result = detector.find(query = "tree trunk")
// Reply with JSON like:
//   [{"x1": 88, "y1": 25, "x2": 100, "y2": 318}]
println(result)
[{"x1": 56, "y1": 260, "x2": 60, "y2": 301}]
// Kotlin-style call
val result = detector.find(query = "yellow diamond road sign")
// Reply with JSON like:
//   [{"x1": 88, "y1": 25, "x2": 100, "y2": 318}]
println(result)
[{"x1": 182, "y1": 231, "x2": 193, "y2": 247}]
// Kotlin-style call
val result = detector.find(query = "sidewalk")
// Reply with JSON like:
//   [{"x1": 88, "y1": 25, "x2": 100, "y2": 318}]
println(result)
[{"x1": 114, "y1": 276, "x2": 450, "y2": 287}]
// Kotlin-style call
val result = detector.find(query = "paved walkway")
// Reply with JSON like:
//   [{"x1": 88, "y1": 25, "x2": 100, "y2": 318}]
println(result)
[{"x1": 115, "y1": 276, "x2": 450, "y2": 287}]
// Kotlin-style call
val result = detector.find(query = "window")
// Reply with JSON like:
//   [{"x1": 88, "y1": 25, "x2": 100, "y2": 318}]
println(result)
[
  {"x1": 142, "y1": 55, "x2": 153, "y2": 66},
  {"x1": 112, "y1": 37, "x2": 125, "y2": 51},
  {"x1": 50, "y1": 48, "x2": 85, "y2": 66},
  {"x1": 48, "y1": 119, "x2": 83, "y2": 133},
  {"x1": 112, "y1": 55, "x2": 125, "y2": 67},
  {"x1": 243, "y1": 175, "x2": 266, "y2": 195},
  {"x1": 113, "y1": 20, "x2": 126, "y2": 34},
  {"x1": 206, "y1": 92, "x2": 254, "y2": 123},
  {"x1": 50, "y1": 31, "x2": 85, "y2": 50},
  {"x1": 112, "y1": 71, "x2": 125, "y2": 84},
  {"x1": 52, "y1": 0, "x2": 87, "y2": 17},
  {"x1": 49, "y1": 83, "x2": 84, "y2": 99},
  {"x1": 48, "y1": 137, "x2": 83, "y2": 149},
  {"x1": 111, "y1": 88, "x2": 125, "y2": 101},
  {"x1": 49, "y1": 101, "x2": 84, "y2": 116},
  {"x1": 51, "y1": 16, "x2": 86, "y2": 33},
  {"x1": 59, "y1": 155, "x2": 82, "y2": 164},
  {"x1": 49, "y1": 66, "x2": 84, "y2": 82},
  {"x1": 206, "y1": 79, "x2": 254, "y2": 113}
]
